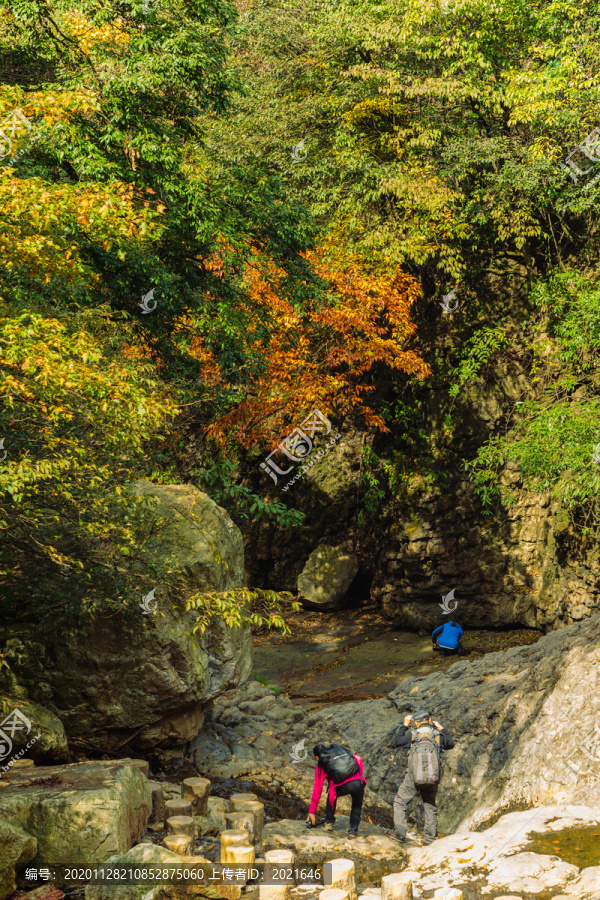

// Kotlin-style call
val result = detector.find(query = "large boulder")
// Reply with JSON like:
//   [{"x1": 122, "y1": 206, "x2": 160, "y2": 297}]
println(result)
[
  {"x1": 0, "y1": 760, "x2": 149, "y2": 869},
  {"x1": 130, "y1": 481, "x2": 246, "y2": 591},
  {"x1": 312, "y1": 612, "x2": 600, "y2": 834},
  {"x1": 0, "y1": 818, "x2": 36, "y2": 900},
  {"x1": 297, "y1": 545, "x2": 358, "y2": 610},
  {"x1": 0, "y1": 484, "x2": 252, "y2": 748},
  {"x1": 0, "y1": 697, "x2": 69, "y2": 766}
]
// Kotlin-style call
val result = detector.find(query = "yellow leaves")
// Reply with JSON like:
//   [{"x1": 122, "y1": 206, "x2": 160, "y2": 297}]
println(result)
[
  {"x1": 60, "y1": 11, "x2": 131, "y2": 55},
  {"x1": 0, "y1": 175, "x2": 165, "y2": 291}
]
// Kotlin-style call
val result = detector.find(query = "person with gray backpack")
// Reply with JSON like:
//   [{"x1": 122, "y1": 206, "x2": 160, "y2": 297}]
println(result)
[{"x1": 386, "y1": 710, "x2": 455, "y2": 846}]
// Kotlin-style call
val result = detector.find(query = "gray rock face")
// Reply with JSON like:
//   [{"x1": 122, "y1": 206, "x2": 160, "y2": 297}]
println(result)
[
  {"x1": 369, "y1": 478, "x2": 600, "y2": 631},
  {"x1": 185, "y1": 680, "x2": 352, "y2": 814},
  {"x1": 312, "y1": 612, "x2": 600, "y2": 834},
  {"x1": 0, "y1": 483, "x2": 252, "y2": 748},
  {"x1": 297, "y1": 545, "x2": 359, "y2": 610}
]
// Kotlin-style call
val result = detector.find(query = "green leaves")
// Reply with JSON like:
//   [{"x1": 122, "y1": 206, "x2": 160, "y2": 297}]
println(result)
[
  {"x1": 194, "y1": 459, "x2": 305, "y2": 528},
  {"x1": 0, "y1": 309, "x2": 178, "y2": 618},
  {"x1": 186, "y1": 587, "x2": 300, "y2": 636},
  {"x1": 466, "y1": 270, "x2": 600, "y2": 524},
  {"x1": 449, "y1": 323, "x2": 510, "y2": 397}
]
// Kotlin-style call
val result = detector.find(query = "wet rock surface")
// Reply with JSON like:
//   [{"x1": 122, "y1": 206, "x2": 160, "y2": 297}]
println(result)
[{"x1": 252, "y1": 606, "x2": 541, "y2": 708}]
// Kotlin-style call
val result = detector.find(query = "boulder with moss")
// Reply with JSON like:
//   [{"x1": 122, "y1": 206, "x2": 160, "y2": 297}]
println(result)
[{"x1": 0, "y1": 483, "x2": 252, "y2": 749}]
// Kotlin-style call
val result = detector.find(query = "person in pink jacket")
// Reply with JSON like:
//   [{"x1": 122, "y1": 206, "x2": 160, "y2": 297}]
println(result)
[{"x1": 306, "y1": 743, "x2": 367, "y2": 837}]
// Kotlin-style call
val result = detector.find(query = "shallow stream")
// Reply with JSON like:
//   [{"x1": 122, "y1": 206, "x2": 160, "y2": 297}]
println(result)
[
  {"x1": 253, "y1": 606, "x2": 542, "y2": 708},
  {"x1": 525, "y1": 823, "x2": 600, "y2": 869}
]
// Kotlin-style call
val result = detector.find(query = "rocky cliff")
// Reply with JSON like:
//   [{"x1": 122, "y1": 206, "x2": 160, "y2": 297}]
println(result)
[{"x1": 230, "y1": 347, "x2": 600, "y2": 631}]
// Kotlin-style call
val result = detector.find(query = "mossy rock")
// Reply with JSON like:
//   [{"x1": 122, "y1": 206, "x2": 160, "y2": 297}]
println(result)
[
  {"x1": 0, "y1": 696, "x2": 69, "y2": 765},
  {"x1": 0, "y1": 818, "x2": 36, "y2": 900}
]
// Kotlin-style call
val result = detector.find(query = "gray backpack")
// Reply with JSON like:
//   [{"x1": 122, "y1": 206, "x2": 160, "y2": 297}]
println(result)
[{"x1": 408, "y1": 725, "x2": 441, "y2": 786}]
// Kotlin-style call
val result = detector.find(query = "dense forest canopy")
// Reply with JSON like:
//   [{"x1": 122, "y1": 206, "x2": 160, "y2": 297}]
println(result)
[{"x1": 1, "y1": 0, "x2": 600, "y2": 624}]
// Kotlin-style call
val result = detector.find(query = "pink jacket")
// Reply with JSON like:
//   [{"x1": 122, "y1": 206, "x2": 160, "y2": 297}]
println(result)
[{"x1": 308, "y1": 754, "x2": 366, "y2": 816}]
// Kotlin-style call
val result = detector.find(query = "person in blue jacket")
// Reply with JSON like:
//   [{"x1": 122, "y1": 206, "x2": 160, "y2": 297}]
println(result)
[{"x1": 432, "y1": 621, "x2": 464, "y2": 656}]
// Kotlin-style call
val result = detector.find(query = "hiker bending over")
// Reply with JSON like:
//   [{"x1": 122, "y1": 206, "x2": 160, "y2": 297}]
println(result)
[
  {"x1": 432, "y1": 620, "x2": 464, "y2": 656},
  {"x1": 306, "y1": 743, "x2": 367, "y2": 837},
  {"x1": 387, "y1": 710, "x2": 454, "y2": 846}
]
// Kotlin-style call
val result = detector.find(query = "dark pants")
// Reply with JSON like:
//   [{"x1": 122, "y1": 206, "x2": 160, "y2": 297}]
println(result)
[
  {"x1": 325, "y1": 779, "x2": 365, "y2": 834},
  {"x1": 433, "y1": 643, "x2": 462, "y2": 656},
  {"x1": 393, "y1": 771, "x2": 438, "y2": 844}
]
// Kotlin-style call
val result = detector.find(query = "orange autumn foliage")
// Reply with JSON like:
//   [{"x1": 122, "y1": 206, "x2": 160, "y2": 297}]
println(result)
[{"x1": 205, "y1": 249, "x2": 430, "y2": 448}]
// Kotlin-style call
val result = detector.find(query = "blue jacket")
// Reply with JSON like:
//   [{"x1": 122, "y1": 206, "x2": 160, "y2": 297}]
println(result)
[{"x1": 432, "y1": 621, "x2": 463, "y2": 649}]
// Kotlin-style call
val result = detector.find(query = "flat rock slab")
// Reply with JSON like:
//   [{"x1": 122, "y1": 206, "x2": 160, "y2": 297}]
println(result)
[
  {"x1": 485, "y1": 851, "x2": 579, "y2": 893},
  {"x1": 402, "y1": 805, "x2": 600, "y2": 897},
  {"x1": 262, "y1": 818, "x2": 406, "y2": 884},
  {"x1": 560, "y1": 866, "x2": 600, "y2": 898},
  {"x1": 0, "y1": 760, "x2": 149, "y2": 866}
]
